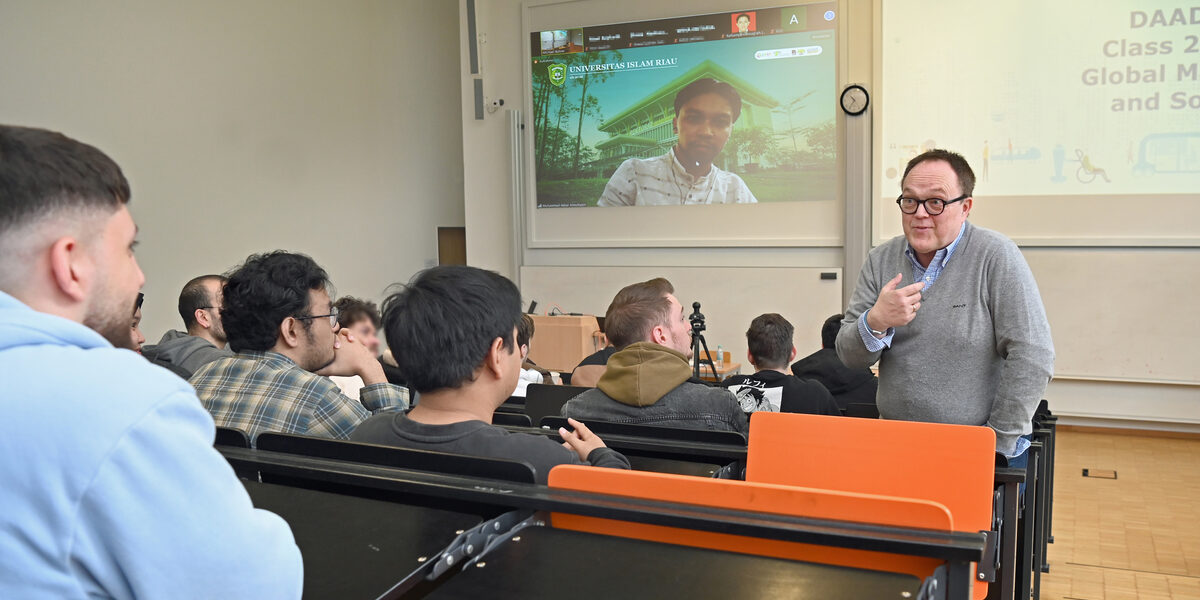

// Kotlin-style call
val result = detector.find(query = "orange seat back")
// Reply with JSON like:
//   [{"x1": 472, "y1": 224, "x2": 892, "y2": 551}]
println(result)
[
  {"x1": 548, "y1": 465, "x2": 953, "y2": 579},
  {"x1": 745, "y1": 412, "x2": 996, "y2": 598}
]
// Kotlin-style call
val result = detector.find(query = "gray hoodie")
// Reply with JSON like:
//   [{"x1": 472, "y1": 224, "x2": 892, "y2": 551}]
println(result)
[{"x1": 141, "y1": 330, "x2": 232, "y2": 378}]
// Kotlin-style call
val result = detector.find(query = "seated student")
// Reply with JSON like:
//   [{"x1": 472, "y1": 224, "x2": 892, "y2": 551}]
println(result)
[
  {"x1": 722, "y1": 314, "x2": 841, "y2": 416},
  {"x1": 0, "y1": 124, "x2": 301, "y2": 597},
  {"x1": 141, "y1": 275, "x2": 233, "y2": 377},
  {"x1": 351, "y1": 266, "x2": 629, "y2": 484},
  {"x1": 130, "y1": 293, "x2": 192, "y2": 378},
  {"x1": 334, "y1": 296, "x2": 382, "y2": 353},
  {"x1": 791, "y1": 313, "x2": 879, "y2": 412},
  {"x1": 130, "y1": 292, "x2": 146, "y2": 353},
  {"x1": 561, "y1": 278, "x2": 748, "y2": 435},
  {"x1": 379, "y1": 347, "x2": 408, "y2": 386},
  {"x1": 329, "y1": 296, "x2": 383, "y2": 400},
  {"x1": 190, "y1": 251, "x2": 408, "y2": 443},
  {"x1": 569, "y1": 345, "x2": 616, "y2": 388},
  {"x1": 513, "y1": 314, "x2": 554, "y2": 396}
]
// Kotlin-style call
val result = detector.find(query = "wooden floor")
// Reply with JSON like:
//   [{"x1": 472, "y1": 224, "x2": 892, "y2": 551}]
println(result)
[{"x1": 1040, "y1": 429, "x2": 1200, "y2": 599}]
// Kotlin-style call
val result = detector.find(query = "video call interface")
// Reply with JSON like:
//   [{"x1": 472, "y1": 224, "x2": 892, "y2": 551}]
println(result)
[{"x1": 529, "y1": 4, "x2": 838, "y2": 208}]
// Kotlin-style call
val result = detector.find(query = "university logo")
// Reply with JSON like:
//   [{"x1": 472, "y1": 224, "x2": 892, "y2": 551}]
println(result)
[{"x1": 548, "y1": 63, "x2": 566, "y2": 87}]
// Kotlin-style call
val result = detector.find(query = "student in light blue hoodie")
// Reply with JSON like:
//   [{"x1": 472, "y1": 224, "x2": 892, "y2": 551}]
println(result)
[{"x1": 0, "y1": 125, "x2": 303, "y2": 599}]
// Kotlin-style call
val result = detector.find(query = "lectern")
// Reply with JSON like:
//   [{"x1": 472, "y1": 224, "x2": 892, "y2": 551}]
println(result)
[{"x1": 527, "y1": 315, "x2": 601, "y2": 373}]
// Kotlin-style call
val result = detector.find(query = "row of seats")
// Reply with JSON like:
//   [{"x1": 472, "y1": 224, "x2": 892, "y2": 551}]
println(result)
[
  {"x1": 498, "y1": 383, "x2": 880, "y2": 427},
  {"x1": 215, "y1": 405, "x2": 1058, "y2": 600}
]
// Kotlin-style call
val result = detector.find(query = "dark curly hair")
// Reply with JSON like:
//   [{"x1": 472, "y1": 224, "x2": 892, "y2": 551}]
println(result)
[
  {"x1": 221, "y1": 251, "x2": 332, "y2": 352},
  {"x1": 381, "y1": 265, "x2": 521, "y2": 394},
  {"x1": 334, "y1": 296, "x2": 381, "y2": 329}
]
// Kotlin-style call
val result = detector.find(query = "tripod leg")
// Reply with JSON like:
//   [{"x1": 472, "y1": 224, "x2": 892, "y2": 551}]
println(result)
[{"x1": 695, "y1": 333, "x2": 716, "y2": 381}]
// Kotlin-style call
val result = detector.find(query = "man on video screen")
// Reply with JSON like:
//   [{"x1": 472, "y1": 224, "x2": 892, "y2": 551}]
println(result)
[
  {"x1": 598, "y1": 78, "x2": 758, "y2": 206},
  {"x1": 734, "y1": 13, "x2": 754, "y2": 34}
]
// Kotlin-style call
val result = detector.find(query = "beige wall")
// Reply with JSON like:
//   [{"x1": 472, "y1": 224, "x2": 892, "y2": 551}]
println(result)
[
  {"x1": 459, "y1": 0, "x2": 1199, "y2": 429},
  {"x1": 0, "y1": 0, "x2": 464, "y2": 341}
]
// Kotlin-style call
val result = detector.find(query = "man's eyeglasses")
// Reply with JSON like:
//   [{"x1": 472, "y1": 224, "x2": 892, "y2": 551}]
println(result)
[
  {"x1": 896, "y1": 194, "x2": 968, "y2": 215},
  {"x1": 294, "y1": 308, "x2": 340, "y2": 327}
]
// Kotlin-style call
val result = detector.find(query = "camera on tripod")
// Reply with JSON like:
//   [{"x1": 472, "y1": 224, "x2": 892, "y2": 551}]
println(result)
[{"x1": 688, "y1": 301, "x2": 706, "y2": 334}]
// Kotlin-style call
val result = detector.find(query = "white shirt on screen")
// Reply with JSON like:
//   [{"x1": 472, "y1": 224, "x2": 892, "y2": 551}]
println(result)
[{"x1": 598, "y1": 148, "x2": 758, "y2": 206}]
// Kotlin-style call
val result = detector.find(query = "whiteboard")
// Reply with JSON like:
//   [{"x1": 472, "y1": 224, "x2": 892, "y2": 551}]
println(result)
[{"x1": 1025, "y1": 248, "x2": 1200, "y2": 384}]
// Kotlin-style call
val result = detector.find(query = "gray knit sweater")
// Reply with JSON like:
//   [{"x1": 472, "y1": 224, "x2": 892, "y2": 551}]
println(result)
[{"x1": 836, "y1": 222, "x2": 1054, "y2": 455}]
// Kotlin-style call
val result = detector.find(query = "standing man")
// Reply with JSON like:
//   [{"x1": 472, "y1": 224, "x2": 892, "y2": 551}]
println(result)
[
  {"x1": 0, "y1": 125, "x2": 301, "y2": 597},
  {"x1": 141, "y1": 274, "x2": 232, "y2": 377},
  {"x1": 837, "y1": 149, "x2": 1053, "y2": 461},
  {"x1": 598, "y1": 78, "x2": 757, "y2": 206}
]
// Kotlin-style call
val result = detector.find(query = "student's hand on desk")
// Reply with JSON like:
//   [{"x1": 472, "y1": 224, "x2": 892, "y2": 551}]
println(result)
[
  {"x1": 560, "y1": 418, "x2": 607, "y2": 461},
  {"x1": 868, "y1": 272, "x2": 926, "y2": 331},
  {"x1": 317, "y1": 330, "x2": 387, "y2": 384}
]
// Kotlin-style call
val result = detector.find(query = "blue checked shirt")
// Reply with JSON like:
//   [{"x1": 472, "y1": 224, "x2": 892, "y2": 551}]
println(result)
[
  {"x1": 190, "y1": 351, "x2": 409, "y2": 444},
  {"x1": 858, "y1": 222, "x2": 967, "y2": 351}
]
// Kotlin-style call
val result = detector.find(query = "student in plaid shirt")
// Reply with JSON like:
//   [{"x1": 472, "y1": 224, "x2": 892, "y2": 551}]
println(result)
[{"x1": 190, "y1": 251, "x2": 408, "y2": 444}]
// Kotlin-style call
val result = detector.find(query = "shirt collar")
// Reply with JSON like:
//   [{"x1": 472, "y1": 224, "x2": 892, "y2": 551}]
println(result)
[
  {"x1": 669, "y1": 147, "x2": 716, "y2": 182},
  {"x1": 906, "y1": 221, "x2": 967, "y2": 270},
  {"x1": 236, "y1": 349, "x2": 299, "y2": 368}
]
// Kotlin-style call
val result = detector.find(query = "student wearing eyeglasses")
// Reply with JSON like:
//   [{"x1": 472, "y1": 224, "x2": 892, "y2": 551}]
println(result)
[
  {"x1": 141, "y1": 274, "x2": 233, "y2": 378},
  {"x1": 836, "y1": 149, "x2": 1054, "y2": 466},
  {"x1": 189, "y1": 251, "x2": 409, "y2": 443}
]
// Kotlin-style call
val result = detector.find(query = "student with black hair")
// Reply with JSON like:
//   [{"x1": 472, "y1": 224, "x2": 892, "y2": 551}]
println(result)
[
  {"x1": 791, "y1": 313, "x2": 879, "y2": 412},
  {"x1": 190, "y1": 251, "x2": 408, "y2": 443},
  {"x1": 723, "y1": 314, "x2": 841, "y2": 416},
  {"x1": 351, "y1": 266, "x2": 629, "y2": 484},
  {"x1": 598, "y1": 77, "x2": 758, "y2": 206},
  {"x1": 130, "y1": 292, "x2": 146, "y2": 353}
]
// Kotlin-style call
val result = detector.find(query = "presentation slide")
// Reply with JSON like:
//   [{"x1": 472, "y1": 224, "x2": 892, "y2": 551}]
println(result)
[
  {"x1": 530, "y1": 3, "x2": 838, "y2": 209},
  {"x1": 881, "y1": 1, "x2": 1200, "y2": 197}
]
